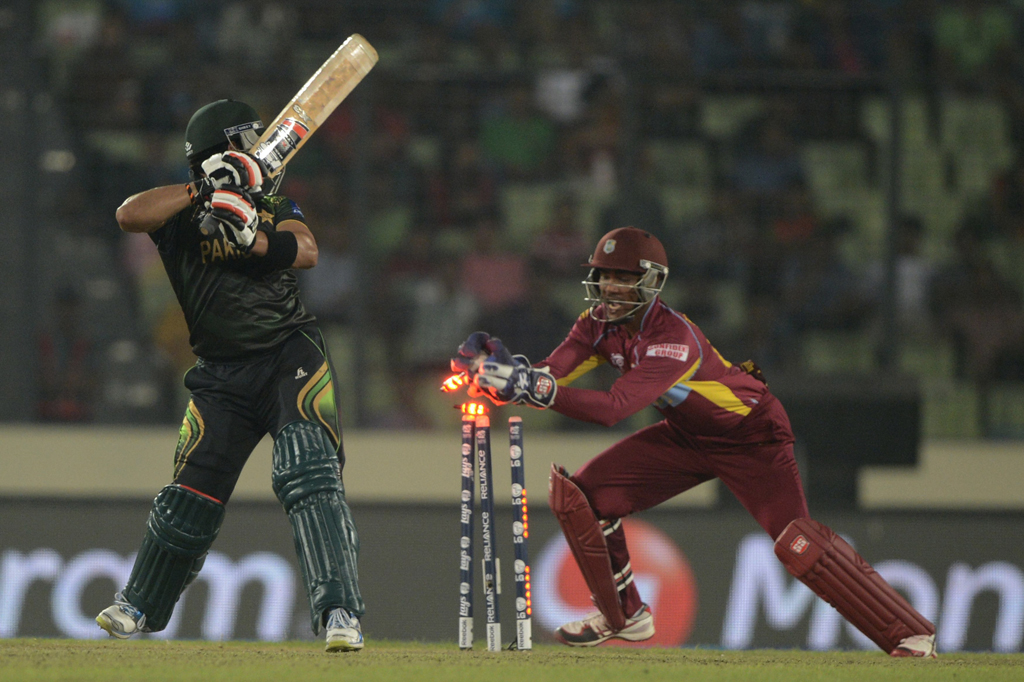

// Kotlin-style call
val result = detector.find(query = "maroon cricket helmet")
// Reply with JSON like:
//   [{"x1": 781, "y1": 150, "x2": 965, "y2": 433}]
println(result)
[
  {"x1": 582, "y1": 227, "x2": 669, "y2": 323},
  {"x1": 584, "y1": 226, "x2": 669, "y2": 273}
]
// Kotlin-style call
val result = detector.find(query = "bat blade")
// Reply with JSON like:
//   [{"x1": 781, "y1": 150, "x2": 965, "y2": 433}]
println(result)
[{"x1": 251, "y1": 34, "x2": 378, "y2": 176}]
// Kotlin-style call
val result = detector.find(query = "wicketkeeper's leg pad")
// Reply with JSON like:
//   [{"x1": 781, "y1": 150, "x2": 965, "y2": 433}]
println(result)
[
  {"x1": 273, "y1": 420, "x2": 364, "y2": 634},
  {"x1": 774, "y1": 517, "x2": 935, "y2": 654},
  {"x1": 123, "y1": 484, "x2": 225, "y2": 632},
  {"x1": 548, "y1": 464, "x2": 627, "y2": 631}
]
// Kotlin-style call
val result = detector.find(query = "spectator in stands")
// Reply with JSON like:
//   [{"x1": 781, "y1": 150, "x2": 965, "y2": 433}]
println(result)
[
  {"x1": 479, "y1": 81, "x2": 558, "y2": 181},
  {"x1": 619, "y1": 1, "x2": 691, "y2": 75},
  {"x1": 529, "y1": 191, "x2": 589, "y2": 281},
  {"x1": 461, "y1": 216, "x2": 529, "y2": 313},
  {"x1": 931, "y1": 225, "x2": 1024, "y2": 381},
  {"x1": 737, "y1": 0, "x2": 799, "y2": 68},
  {"x1": 476, "y1": 263, "x2": 577, "y2": 366},
  {"x1": 217, "y1": 0, "x2": 297, "y2": 76},
  {"x1": 728, "y1": 113, "x2": 806, "y2": 219},
  {"x1": 791, "y1": 0, "x2": 886, "y2": 73},
  {"x1": 431, "y1": 0, "x2": 512, "y2": 41},
  {"x1": 987, "y1": 163, "x2": 1024, "y2": 299},
  {"x1": 933, "y1": 0, "x2": 1016, "y2": 93},
  {"x1": 534, "y1": 14, "x2": 612, "y2": 127},
  {"x1": 424, "y1": 140, "x2": 498, "y2": 230},
  {"x1": 299, "y1": 209, "x2": 358, "y2": 326},
  {"x1": 598, "y1": 148, "x2": 667, "y2": 239},
  {"x1": 691, "y1": 4, "x2": 746, "y2": 73},
  {"x1": 672, "y1": 184, "x2": 756, "y2": 284},
  {"x1": 37, "y1": 287, "x2": 96, "y2": 422},
  {"x1": 770, "y1": 180, "x2": 821, "y2": 246},
  {"x1": 865, "y1": 215, "x2": 937, "y2": 339},
  {"x1": 396, "y1": 244, "x2": 480, "y2": 428},
  {"x1": 62, "y1": 5, "x2": 141, "y2": 132},
  {"x1": 781, "y1": 217, "x2": 872, "y2": 335},
  {"x1": 564, "y1": 78, "x2": 625, "y2": 196}
]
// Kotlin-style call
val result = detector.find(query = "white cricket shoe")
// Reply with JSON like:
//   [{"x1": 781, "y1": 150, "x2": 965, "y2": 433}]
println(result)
[
  {"x1": 555, "y1": 604, "x2": 654, "y2": 647},
  {"x1": 96, "y1": 593, "x2": 146, "y2": 639},
  {"x1": 325, "y1": 608, "x2": 364, "y2": 652},
  {"x1": 891, "y1": 633, "x2": 937, "y2": 658}
]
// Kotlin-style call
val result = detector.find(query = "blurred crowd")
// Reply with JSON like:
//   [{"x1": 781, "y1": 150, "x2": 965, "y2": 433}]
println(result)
[{"x1": 31, "y1": 0, "x2": 1024, "y2": 432}]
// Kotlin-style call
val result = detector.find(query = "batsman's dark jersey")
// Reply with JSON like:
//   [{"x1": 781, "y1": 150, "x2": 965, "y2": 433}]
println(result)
[
  {"x1": 151, "y1": 195, "x2": 315, "y2": 360},
  {"x1": 151, "y1": 194, "x2": 342, "y2": 504}
]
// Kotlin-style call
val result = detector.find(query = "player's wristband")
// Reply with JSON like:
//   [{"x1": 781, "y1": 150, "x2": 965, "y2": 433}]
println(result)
[
  {"x1": 187, "y1": 178, "x2": 214, "y2": 205},
  {"x1": 257, "y1": 229, "x2": 299, "y2": 272}
]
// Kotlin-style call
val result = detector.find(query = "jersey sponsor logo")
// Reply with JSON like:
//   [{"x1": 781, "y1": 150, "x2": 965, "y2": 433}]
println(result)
[
  {"x1": 647, "y1": 343, "x2": 690, "y2": 362},
  {"x1": 200, "y1": 236, "x2": 254, "y2": 264},
  {"x1": 295, "y1": 367, "x2": 307, "y2": 379},
  {"x1": 790, "y1": 535, "x2": 809, "y2": 555},
  {"x1": 223, "y1": 120, "x2": 263, "y2": 137}
]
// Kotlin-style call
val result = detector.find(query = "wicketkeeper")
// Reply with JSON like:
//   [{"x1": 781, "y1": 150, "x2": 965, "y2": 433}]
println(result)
[
  {"x1": 453, "y1": 226, "x2": 937, "y2": 656},
  {"x1": 94, "y1": 100, "x2": 365, "y2": 652}
]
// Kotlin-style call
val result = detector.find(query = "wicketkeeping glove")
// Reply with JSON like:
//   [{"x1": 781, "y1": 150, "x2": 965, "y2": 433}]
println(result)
[
  {"x1": 209, "y1": 185, "x2": 258, "y2": 252},
  {"x1": 451, "y1": 332, "x2": 510, "y2": 375},
  {"x1": 475, "y1": 355, "x2": 558, "y2": 409},
  {"x1": 201, "y1": 151, "x2": 265, "y2": 199}
]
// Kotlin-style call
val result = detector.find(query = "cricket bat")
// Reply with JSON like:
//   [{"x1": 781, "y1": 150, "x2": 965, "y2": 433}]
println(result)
[
  {"x1": 250, "y1": 33, "x2": 379, "y2": 176},
  {"x1": 201, "y1": 34, "x2": 378, "y2": 236}
]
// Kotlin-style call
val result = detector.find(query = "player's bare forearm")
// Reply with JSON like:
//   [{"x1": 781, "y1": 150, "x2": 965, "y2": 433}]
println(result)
[
  {"x1": 116, "y1": 185, "x2": 192, "y2": 233},
  {"x1": 249, "y1": 219, "x2": 318, "y2": 269}
]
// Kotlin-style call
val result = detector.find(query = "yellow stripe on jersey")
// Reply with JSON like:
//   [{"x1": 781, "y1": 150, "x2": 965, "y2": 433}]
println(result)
[
  {"x1": 680, "y1": 358, "x2": 702, "y2": 382},
  {"x1": 712, "y1": 345, "x2": 732, "y2": 368},
  {"x1": 684, "y1": 380, "x2": 752, "y2": 416},
  {"x1": 557, "y1": 354, "x2": 606, "y2": 386},
  {"x1": 652, "y1": 360, "x2": 703, "y2": 409}
]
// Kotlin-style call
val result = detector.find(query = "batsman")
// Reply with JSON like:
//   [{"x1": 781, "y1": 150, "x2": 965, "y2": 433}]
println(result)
[
  {"x1": 94, "y1": 100, "x2": 365, "y2": 652},
  {"x1": 453, "y1": 226, "x2": 937, "y2": 656}
]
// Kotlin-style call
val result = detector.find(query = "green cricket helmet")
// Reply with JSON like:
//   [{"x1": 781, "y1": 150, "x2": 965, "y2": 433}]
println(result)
[
  {"x1": 185, "y1": 99, "x2": 263, "y2": 163},
  {"x1": 185, "y1": 99, "x2": 286, "y2": 194}
]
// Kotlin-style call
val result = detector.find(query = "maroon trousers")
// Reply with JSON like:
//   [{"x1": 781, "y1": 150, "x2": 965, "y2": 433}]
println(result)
[{"x1": 572, "y1": 394, "x2": 809, "y2": 615}]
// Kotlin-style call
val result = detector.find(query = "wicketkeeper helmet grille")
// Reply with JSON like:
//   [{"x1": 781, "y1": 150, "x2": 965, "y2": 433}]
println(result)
[{"x1": 582, "y1": 227, "x2": 669, "y2": 323}]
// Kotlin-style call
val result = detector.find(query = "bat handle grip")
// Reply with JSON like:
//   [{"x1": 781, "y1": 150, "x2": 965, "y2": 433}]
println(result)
[{"x1": 199, "y1": 211, "x2": 220, "y2": 238}]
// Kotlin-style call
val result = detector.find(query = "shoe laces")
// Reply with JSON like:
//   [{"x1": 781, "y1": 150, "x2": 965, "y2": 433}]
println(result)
[
  {"x1": 326, "y1": 608, "x2": 359, "y2": 630},
  {"x1": 113, "y1": 593, "x2": 141, "y2": 619},
  {"x1": 112, "y1": 592, "x2": 146, "y2": 629}
]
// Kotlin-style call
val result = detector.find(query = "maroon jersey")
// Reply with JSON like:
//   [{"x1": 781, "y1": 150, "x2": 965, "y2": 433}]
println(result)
[{"x1": 540, "y1": 298, "x2": 769, "y2": 437}]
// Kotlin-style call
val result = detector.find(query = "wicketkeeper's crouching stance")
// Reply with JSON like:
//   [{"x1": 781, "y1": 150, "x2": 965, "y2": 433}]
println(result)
[
  {"x1": 454, "y1": 226, "x2": 937, "y2": 657},
  {"x1": 95, "y1": 100, "x2": 364, "y2": 651}
]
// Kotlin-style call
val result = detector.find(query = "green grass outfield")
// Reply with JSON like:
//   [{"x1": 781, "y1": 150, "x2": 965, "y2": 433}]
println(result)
[{"x1": 2, "y1": 639, "x2": 1022, "y2": 682}]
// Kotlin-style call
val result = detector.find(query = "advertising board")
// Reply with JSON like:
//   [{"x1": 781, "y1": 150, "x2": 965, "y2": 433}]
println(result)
[{"x1": 1, "y1": 499, "x2": 1019, "y2": 651}]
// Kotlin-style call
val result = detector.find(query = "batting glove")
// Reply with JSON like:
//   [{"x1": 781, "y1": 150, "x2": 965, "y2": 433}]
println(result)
[
  {"x1": 209, "y1": 186, "x2": 258, "y2": 252},
  {"x1": 201, "y1": 151, "x2": 265, "y2": 198}
]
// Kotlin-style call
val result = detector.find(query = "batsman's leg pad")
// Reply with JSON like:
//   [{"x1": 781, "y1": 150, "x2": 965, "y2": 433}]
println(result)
[
  {"x1": 775, "y1": 517, "x2": 935, "y2": 653},
  {"x1": 273, "y1": 420, "x2": 364, "y2": 634},
  {"x1": 548, "y1": 463, "x2": 627, "y2": 631},
  {"x1": 123, "y1": 484, "x2": 225, "y2": 632}
]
